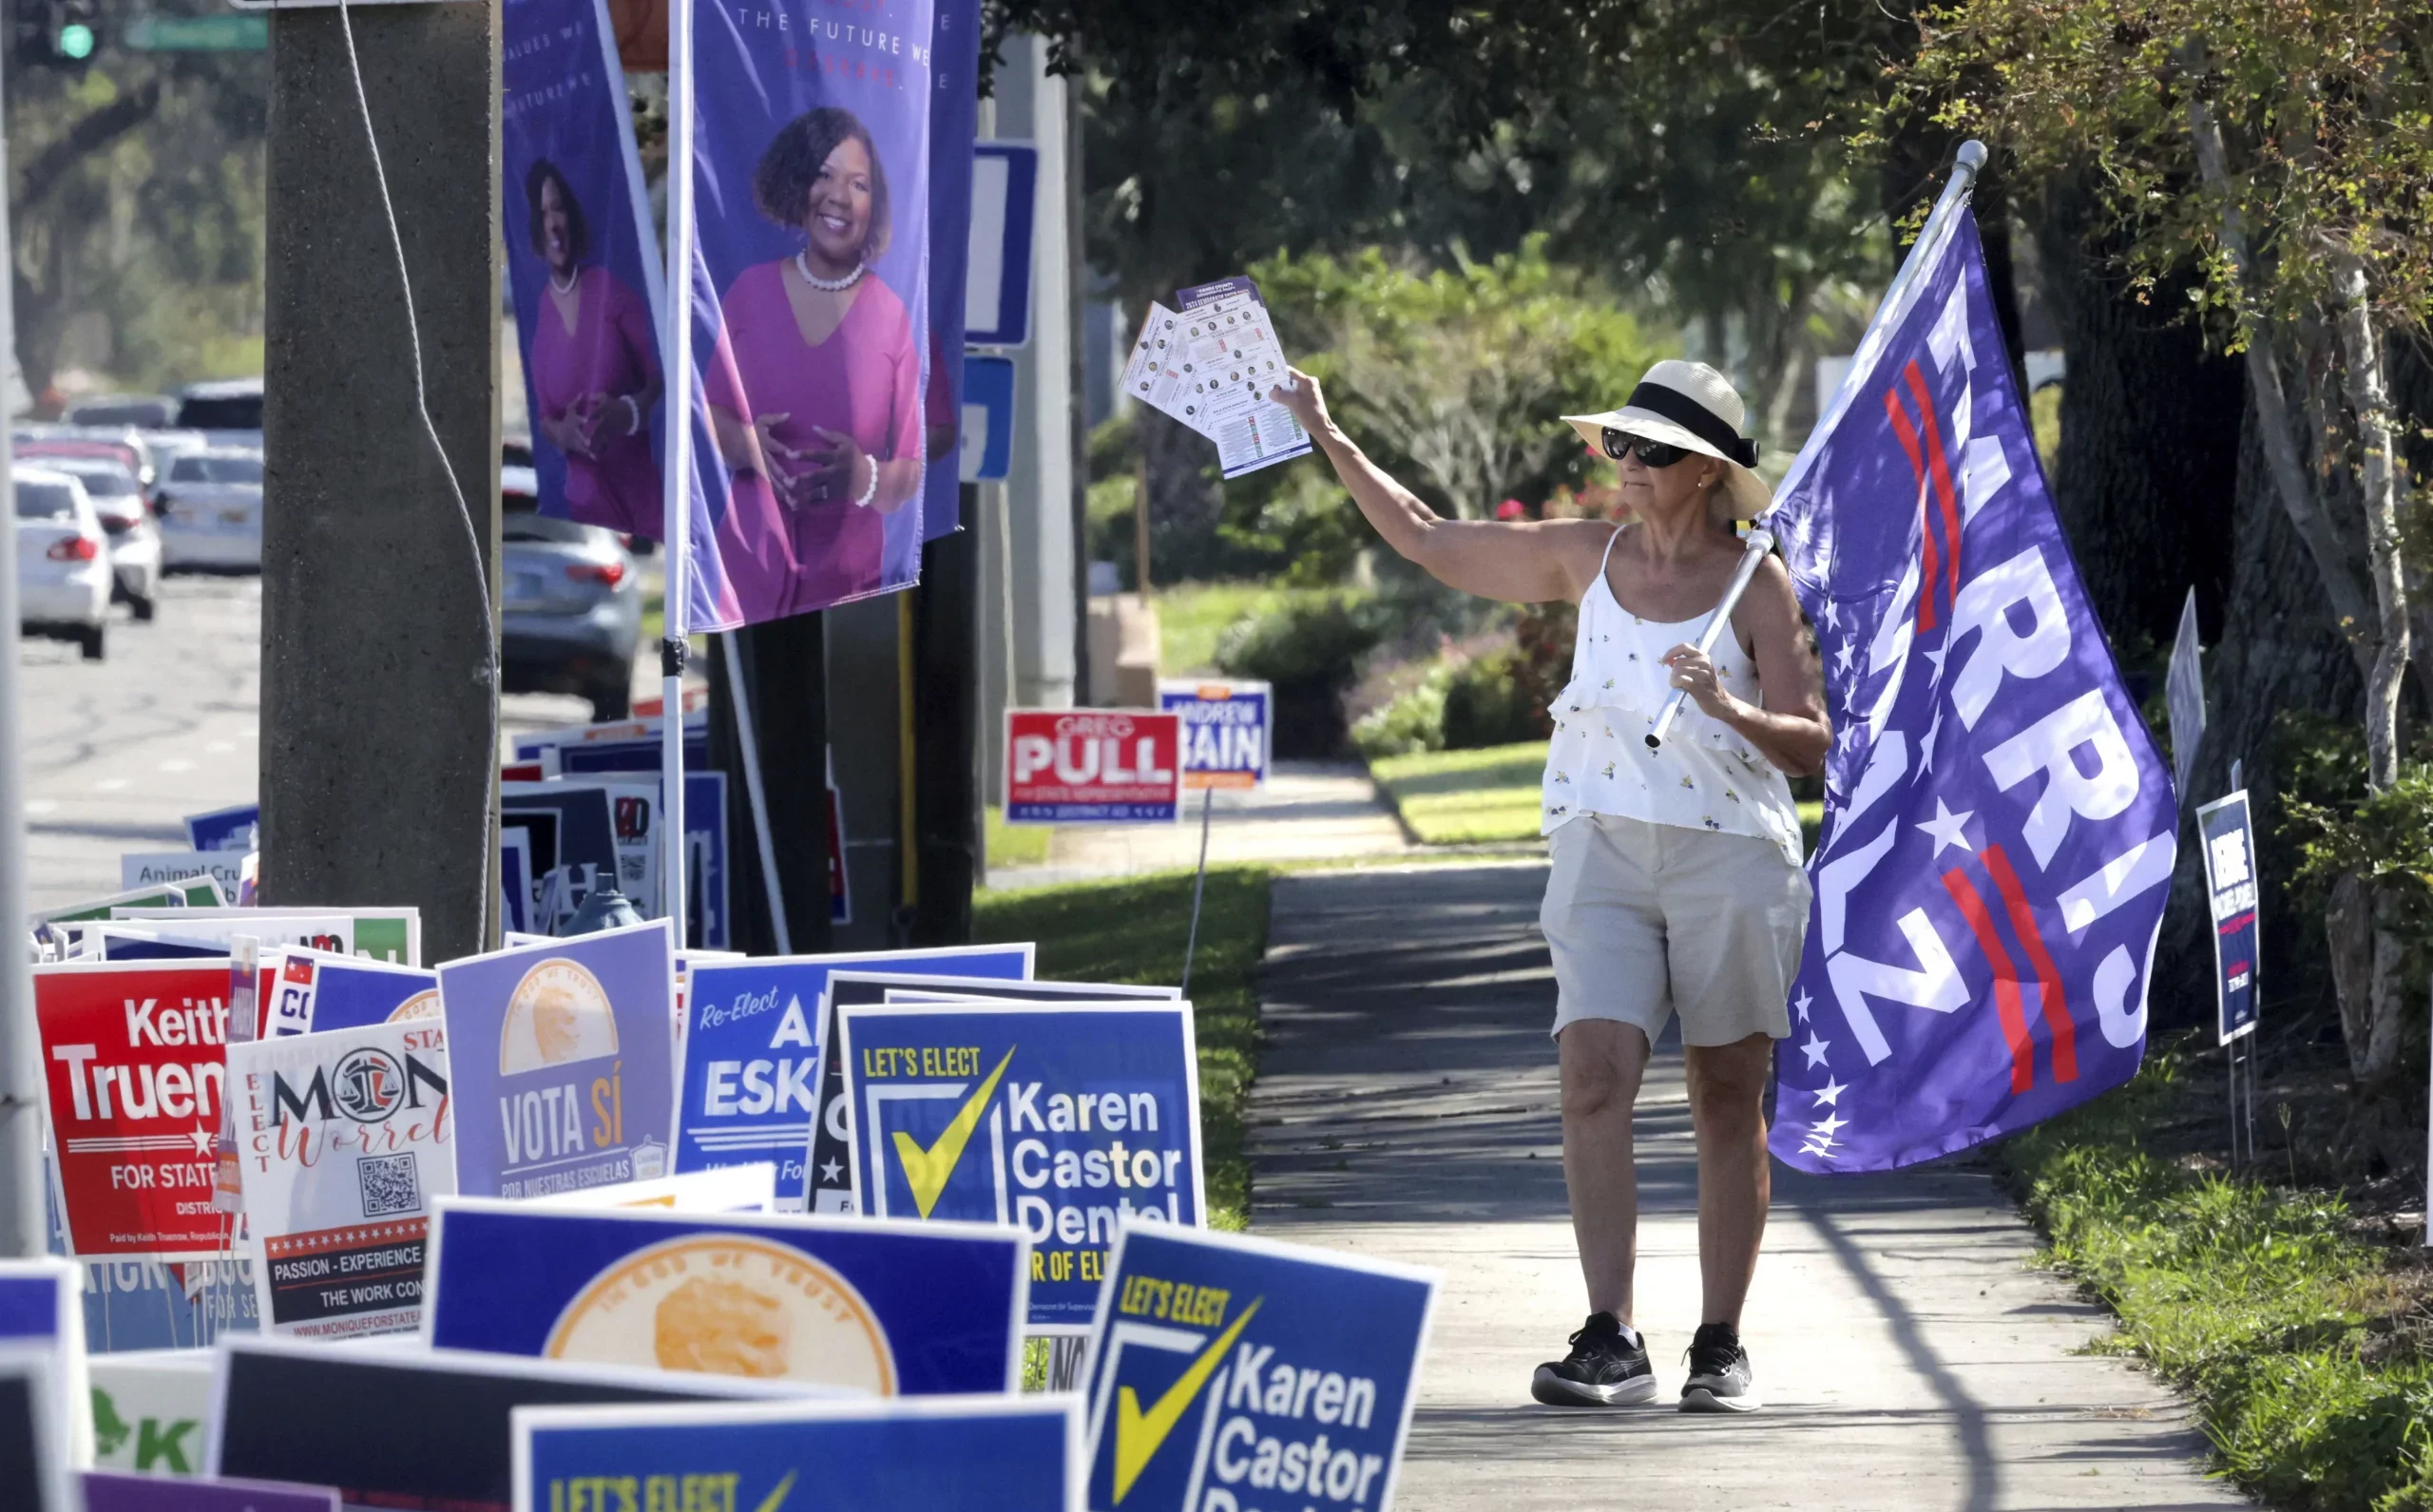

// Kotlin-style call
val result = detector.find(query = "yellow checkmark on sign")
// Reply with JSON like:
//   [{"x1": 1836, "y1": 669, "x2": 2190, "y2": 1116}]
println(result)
[
  {"x1": 750, "y1": 1469, "x2": 797, "y2": 1512},
  {"x1": 1112, "y1": 1297, "x2": 1264, "y2": 1503},
  {"x1": 891, "y1": 1046, "x2": 1019, "y2": 1218}
]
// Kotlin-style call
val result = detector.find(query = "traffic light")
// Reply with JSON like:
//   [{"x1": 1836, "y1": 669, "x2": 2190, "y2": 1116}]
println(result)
[{"x1": 12, "y1": 0, "x2": 101, "y2": 67}]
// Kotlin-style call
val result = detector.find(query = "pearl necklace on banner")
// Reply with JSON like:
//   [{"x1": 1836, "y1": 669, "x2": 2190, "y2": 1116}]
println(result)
[
  {"x1": 549, "y1": 268, "x2": 578, "y2": 295},
  {"x1": 795, "y1": 252, "x2": 866, "y2": 292}
]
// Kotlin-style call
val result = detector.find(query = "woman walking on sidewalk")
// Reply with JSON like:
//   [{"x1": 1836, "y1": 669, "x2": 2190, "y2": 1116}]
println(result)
[{"x1": 1268, "y1": 360, "x2": 1829, "y2": 1413}]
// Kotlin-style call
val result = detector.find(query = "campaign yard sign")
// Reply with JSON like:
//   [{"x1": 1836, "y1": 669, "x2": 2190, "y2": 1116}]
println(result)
[
  {"x1": 676, "y1": 947, "x2": 1034, "y2": 1213},
  {"x1": 0, "y1": 1260, "x2": 89, "y2": 1475},
  {"x1": 33, "y1": 877, "x2": 225, "y2": 925},
  {"x1": 1081, "y1": 1226, "x2": 1436, "y2": 1512},
  {"x1": 423, "y1": 1200, "x2": 1027, "y2": 1395},
  {"x1": 513, "y1": 1394, "x2": 1083, "y2": 1512},
  {"x1": 182, "y1": 804, "x2": 260, "y2": 853},
  {"x1": 87, "y1": 1349, "x2": 215, "y2": 1473},
  {"x1": 121, "y1": 851, "x2": 247, "y2": 899},
  {"x1": 838, "y1": 1001, "x2": 1204, "y2": 1331},
  {"x1": 1159, "y1": 679, "x2": 1272, "y2": 792},
  {"x1": 122, "y1": 906, "x2": 422, "y2": 967},
  {"x1": 260, "y1": 950, "x2": 440, "y2": 1039},
  {"x1": 228, "y1": 1021, "x2": 456, "y2": 1339},
  {"x1": 82, "y1": 1471, "x2": 338, "y2": 1512},
  {"x1": 2199, "y1": 791, "x2": 2262, "y2": 1046},
  {"x1": 1006, "y1": 710, "x2": 1182, "y2": 824},
  {"x1": 439, "y1": 921, "x2": 678, "y2": 1200},
  {"x1": 207, "y1": 1337, "x2": 815, "y2": 1511},
  {"x1": 35, "y1": 961, "x2": 235, "y2": 1258}
]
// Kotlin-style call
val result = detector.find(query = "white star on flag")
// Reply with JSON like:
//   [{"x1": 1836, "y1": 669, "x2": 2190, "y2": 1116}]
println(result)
[
  {"x1": 1915, "y1": 797, "x2": 1974, "y2": 856},
  {"x1": 1811, "y1": 1111, "x2": 1849, "y2": 1140},
  {"x1": 818, "y1": 1158, "x2": 844, "y2": 1183},
  {"x1": 1922, "y1": 641, "x2": 1948, "y2": 682},
  {"x1": 1792, "y1": 990, "x2": 1812, "y2": 1025},
  {"x1": 1821, "y1": 598, "x2": 1839, "y2": 629},
  {"x1": 1833, "y1": 640, "x2": 1855, "y2": 675},
  {"x1": 1810, "y1": 1076, "x2": 1848, "y2": 1107},
  {"x1": 1800, "y1": 1031, "x2": 1830, "y2": 1070}
]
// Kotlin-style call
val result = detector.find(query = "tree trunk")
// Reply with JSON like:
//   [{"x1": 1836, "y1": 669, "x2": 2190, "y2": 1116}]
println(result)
[
  {"x1": 2330, "y1": 252, "x2": 2409, "y2": 786},
  {"x1": 1139, "y1": 406, "x2": 1221, "y2": 587},
  {"x1": 2034, "y1": 179, "x2": 2242, "y2": 651}
]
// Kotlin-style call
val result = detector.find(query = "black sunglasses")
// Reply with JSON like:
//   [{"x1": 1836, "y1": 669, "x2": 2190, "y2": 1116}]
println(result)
[{"x1": 1601, "y1": 429, "x2": 1693, "y2": 469}]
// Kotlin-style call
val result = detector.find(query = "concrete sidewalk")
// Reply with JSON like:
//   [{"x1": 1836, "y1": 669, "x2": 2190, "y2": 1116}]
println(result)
[
  {"x1": 987, "y1": 761, "x2": 1418, "y2": 890},
  {"x1": 1249, "y1": 864, "x2": 2248, "y2": 1512}
]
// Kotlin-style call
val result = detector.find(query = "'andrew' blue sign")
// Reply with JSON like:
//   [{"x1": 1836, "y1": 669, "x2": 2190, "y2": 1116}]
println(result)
[
  {"x1": 675, "y1": 947, "x2": 1033, "y2": 1210},
  {"x1": 1081, "y1": 1226, "x2": 1436, "y2": 1512},
  {"x1": 838, "y1": 1002, "x2": 1203, "y2": 1332},
  {"x1": 1158, "y1": 679, "x2": 1272, "y2": 792},
  {"x1": 423, "y1": 1199, "x2": 1027, "y2": 1396},
  {"x1": 515, "y1": 1395, "x2": 1082, "y2": 1512}
]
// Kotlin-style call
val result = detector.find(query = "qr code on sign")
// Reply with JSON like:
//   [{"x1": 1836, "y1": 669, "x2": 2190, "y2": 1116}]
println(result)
[{"x1": 356, "y1": 1154, "x2": 422, "y2": 1217}]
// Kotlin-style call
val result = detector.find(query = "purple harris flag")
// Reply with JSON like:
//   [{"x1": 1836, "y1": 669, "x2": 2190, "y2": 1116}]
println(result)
[{"x1": 1764, "y1": 209, "x2": 2178, "y2": 1173}]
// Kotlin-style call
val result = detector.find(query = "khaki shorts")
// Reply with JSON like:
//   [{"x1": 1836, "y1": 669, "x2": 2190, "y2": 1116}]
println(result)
[{"x1": 1542, "y1": 813, "x2": 1810, "y2": 1046}]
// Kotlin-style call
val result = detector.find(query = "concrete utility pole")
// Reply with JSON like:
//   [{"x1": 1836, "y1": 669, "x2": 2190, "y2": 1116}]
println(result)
[
  {"x1": 0, "y1": 63, "x2": 44, "y2": 1257},
  {"x1": 259, "y1": 4, "x2": 502, "y2": 961},
  {"x1": 993, "y1": 32, "x2": 1077, "y2": 713}
]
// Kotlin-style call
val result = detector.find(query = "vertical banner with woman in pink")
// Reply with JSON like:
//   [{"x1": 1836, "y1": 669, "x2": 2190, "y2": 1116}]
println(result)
[
  {"x1": 688, "y1": 0, "x2": 934, "y2": 622},
  {"x1": 502, "y1": 0, "x2": 669, "y2": 539},
  {"x1": 922, "y1": 0, "x2": 980, "y2": 542}
]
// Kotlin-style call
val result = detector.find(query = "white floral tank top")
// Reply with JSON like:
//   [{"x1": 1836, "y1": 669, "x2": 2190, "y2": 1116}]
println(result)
[{"x1": 1541, "y1": 527, "x2": 1805, "y2": 866}]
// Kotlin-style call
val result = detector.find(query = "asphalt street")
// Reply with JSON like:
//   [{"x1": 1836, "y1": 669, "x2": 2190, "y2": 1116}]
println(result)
[{"x1": 16, "y1": 574, "x2": 620, "y2": 913}]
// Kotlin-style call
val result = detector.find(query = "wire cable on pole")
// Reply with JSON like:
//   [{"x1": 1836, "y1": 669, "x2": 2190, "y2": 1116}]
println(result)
[{"x1": 334, "y1": 0, "x2": 497, "y2": 947}]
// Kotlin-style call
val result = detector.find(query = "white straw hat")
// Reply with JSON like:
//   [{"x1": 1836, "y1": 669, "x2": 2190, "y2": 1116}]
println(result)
[{"x1": 1562, "y1": 359, "x2": 1772, "y2": 520}]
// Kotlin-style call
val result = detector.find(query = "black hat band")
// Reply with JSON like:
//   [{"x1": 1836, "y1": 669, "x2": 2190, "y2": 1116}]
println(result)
[{"x1": 1622, "y1": 382, "x2": 1760, "y2": 469}]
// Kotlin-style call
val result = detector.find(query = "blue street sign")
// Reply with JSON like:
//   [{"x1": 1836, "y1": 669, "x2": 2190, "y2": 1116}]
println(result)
[
  {"x1": 961, "y1": 355, "x2": 1016, "y2": 482},
  {"x1": 967, "y1": 144, "x2": 1038, "y2": 347}
]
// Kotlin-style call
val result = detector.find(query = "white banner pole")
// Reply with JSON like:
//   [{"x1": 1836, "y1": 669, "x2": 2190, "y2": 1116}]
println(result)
[
  {"x1": 657, "y1": 0, "x2": 698, "y2": 947},
  {"x1": 0, "y1": 59, "x2": 43, "y2": 1256}
]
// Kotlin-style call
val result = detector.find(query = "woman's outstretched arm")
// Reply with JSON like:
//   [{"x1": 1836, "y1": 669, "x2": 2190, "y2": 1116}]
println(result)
[{"x1": 1269, "y1": 370, "x2": 1602, "y2": 605}]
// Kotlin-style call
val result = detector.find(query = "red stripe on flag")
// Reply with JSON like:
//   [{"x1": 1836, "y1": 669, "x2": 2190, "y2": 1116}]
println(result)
[
  {"x1": 1902, "y1": 360, "x2": 1964, "y2": 614},
  {"x1": 1983, "y1": 844, "x2": 2079, "y2": 1083},
  {"x1": 1884, "y1": 389, "x2": 1939, "y2": 632},
  {"x1": 1943, "y1": 866, "x2": 2034, "y2": 1094}
]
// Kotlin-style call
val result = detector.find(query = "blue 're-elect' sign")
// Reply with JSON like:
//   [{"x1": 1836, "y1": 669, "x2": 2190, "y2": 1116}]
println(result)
[
  {"x1": 1081, "y1": 1225, "x2": 1437, "y2": 1512},
  {"x1": 1158, "y1": 679, "x2": 1273, "y2": 792},
  {"x1": 514, "y1": 1395, "x2": 1082, "y2": 1512},
  {"x1": 838, "y1": 1002, "x2": 1204, "y2": 1332},
  {"x1": 2198, "y1": 790, "x2": 2261, "y2": 1046},
  {"x1": 961, "y1": 354, "x2": 1015, "y2": 482},
  {"x1": 423, "y1": 1200, "x2": 1027, "y2": 1395},
  {"x1": 675, "y1": 947, "x2": 1035, "y2": 1211}
]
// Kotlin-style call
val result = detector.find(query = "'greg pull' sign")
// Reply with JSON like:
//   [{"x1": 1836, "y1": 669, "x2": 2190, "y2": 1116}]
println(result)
[
  {"x1": 1006, "y1": 709, "x2": 1182, "y2": 824},
  {"x1": 838, "y1": 1001, "x2": 1205, "y2": 1331}
]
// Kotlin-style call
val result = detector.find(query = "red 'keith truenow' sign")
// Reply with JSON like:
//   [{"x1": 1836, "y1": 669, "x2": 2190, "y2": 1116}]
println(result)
[
  {"x1": 36, "y1": 960, "x2": 238, "y2": 1257},
  {"x1": 1006, "y1": 708, "x2": 1182, "y2": 823}
]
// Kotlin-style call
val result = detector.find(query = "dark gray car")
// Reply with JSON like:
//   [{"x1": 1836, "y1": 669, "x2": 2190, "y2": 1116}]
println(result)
[{"x1": 500, "y1": 466, "x2": 642, "y2": 720}]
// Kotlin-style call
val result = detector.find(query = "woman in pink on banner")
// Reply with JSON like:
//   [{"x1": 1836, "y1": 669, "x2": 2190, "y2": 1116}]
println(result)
[
  {"x1": 524, "y1": 160, "x2": 663, "y2": 535},
  {"x1": 704, "y1": 105, "x2": 922, "y2": 618}
]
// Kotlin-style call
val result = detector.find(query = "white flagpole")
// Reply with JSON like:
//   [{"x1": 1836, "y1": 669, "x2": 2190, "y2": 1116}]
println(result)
[
  {"x1": 0, "y1": 59, "x2": 42, "y2": 1256},
  {"x1": 658, "y1": 0, "x2": 698, "y2": 947}
]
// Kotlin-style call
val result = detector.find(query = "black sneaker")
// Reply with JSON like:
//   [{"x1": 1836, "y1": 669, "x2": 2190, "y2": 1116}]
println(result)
[
  {"x1": 1530, "y1": 1312, "x2": 1657, "y2": 1407},
  {"x1": 1679, "y1": 1322, "x2": 1760, "y2": 1412}
]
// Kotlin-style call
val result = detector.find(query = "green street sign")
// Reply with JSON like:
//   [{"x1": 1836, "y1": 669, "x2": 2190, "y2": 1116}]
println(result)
[{"x1": 123, "y1": 13, "x2": 268, "y2": 50}]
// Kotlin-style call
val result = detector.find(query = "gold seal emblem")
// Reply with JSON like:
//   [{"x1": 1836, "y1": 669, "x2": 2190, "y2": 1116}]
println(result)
[
  {"x1": 499, "y1": 958, "x2": 619, "y2": 1074},
  {"x1": 543, "y1": 1234, "x2": 896, "y2": 1394},
  {"x1": 388, "y1": 988, "x2": 441, "y2": 1022}
]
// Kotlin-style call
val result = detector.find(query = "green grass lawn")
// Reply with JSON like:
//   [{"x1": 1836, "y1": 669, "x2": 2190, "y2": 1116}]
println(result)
[
  {"x1": 1370, "y1": 738, "x2": 1826, "y2": 850},
  {"x1": 973, "y1": 866, "x2": 1271, "y2": 1230},
  {"x1": 1153, "y1": 582, "x2": 1317, "y2": 677},
  {"x1": 2001, "y1": 1046, "x2": 2433, "y2": 1508},
  {"x1": 984, "y1": 805, "x2": 1050, "y2": 870}
]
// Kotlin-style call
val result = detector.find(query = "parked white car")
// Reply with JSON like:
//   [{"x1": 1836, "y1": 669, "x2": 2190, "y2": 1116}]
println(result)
[
  {"x1": 156, "y1": 447, "x2": 264, "y2": 570},
  {"x1": 15, "y1": 468, "x2": 110, "y2": 660},
  {"x1": 35, "y1": 454, "x2": 162, "y2": 621}
]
